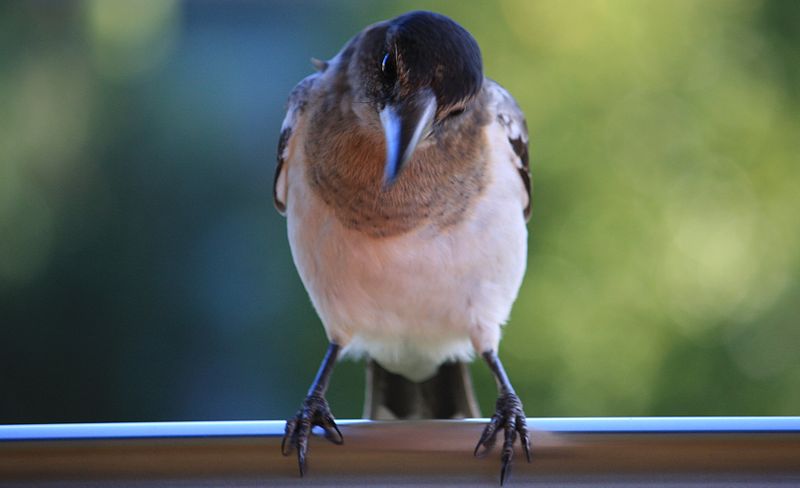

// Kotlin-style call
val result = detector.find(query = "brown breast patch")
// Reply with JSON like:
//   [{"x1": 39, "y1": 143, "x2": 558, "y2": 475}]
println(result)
[{"x1": 305, "y1": 93, "x2": 490, "y2": 238}]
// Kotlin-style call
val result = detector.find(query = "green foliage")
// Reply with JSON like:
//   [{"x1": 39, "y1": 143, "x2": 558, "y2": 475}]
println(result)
[{"x1": 1, "y1": 1, "x2": 798, "y2": 422}]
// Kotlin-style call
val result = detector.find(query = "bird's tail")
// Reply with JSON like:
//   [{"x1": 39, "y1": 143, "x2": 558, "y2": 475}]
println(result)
[{"x1": 363, "y1": 360, "x2": 481, "y2": 420}]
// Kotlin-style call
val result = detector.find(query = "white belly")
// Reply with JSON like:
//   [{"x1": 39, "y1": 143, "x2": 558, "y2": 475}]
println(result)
[{"x1": 285, "y1": 133, "x2": 527, "y2": 381}]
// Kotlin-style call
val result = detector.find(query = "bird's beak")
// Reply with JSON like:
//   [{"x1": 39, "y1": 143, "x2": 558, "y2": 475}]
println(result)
[{"x1": 379, "y1": 90, "x2": 437, "y2": 186}]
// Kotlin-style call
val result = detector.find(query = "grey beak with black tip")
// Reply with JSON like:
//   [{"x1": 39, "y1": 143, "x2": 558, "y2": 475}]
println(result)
[{"x1": 380, "y1": 90, "x2": 437, "y2": 186}]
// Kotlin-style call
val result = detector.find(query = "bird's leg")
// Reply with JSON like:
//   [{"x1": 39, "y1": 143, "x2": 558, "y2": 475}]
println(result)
[
  {"x1": 474, "y1": 350, "x2": 531, "y2": 485},
  {"x1": 282, "y1": 342, "x2": 343, "y2": 476}
]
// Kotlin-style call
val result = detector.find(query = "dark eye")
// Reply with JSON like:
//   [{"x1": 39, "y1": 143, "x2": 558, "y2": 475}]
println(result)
[
  {"x1": 448, "y1": 107, "x2": 465, "y2": 118},
  {"x1": 380, "y1": 52, "x2": 396, "y2": 83},
  {"x1": 381, "y1": 53, "x2": 390, "y2": 73}
]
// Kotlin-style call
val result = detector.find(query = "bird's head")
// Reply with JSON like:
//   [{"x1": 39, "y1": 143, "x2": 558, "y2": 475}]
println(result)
[{"x1": 350, "y1": 11, "x2": 484, "y2": 185}]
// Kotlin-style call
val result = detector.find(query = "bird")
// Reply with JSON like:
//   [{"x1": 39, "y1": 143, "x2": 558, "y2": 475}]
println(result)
[{"x1": 274, "y1": 10, "x2": 532, "y2": 485}]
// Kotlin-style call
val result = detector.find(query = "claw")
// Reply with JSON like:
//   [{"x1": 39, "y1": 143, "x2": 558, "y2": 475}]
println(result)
[
  {"x1": 296, "y1": 418, "x2": 311, "y2": 476},
  {"x1": 281, "y1": 394, "x2": 344, "y2": 476},
  {"x1": 322, "y1": 414, "x2": 344, "y2": 445},
  {"x1": 474, "y1": 414, "x2": 501, "y2": 457},
  {"x1": 297, "y1": 445, "x2": 306, "y2": 477},
  {"x1": 281, "y1": 418, "x2": 297, "y2": 455},
  {"x1": 500, "y1": 453, "x2": 513, "y2": 486},
  {"x1": 516, "y1": 415, "x2": 532, "y2": 463},
  {"x1": 500, "y1": 420, "x2": 517, "y2": 485}
]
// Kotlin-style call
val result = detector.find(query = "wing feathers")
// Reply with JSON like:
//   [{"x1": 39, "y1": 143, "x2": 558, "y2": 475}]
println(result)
[
  {"x1": 273, "y1": 127, "x2": 291, "y2": 215},
  {"x1": 488, "y1": 80, "x2": 531, "y2": 221},
  {"x1": 273, "y1": 74, "x2": 318, "y2": 216}
]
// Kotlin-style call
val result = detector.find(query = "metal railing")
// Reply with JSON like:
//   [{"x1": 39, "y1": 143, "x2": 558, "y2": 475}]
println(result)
[{"x1": 2, "y1": 417, "x2": 799, "y2": 486}]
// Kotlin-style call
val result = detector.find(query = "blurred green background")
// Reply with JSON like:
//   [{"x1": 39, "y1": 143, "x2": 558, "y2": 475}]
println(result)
[{"x1": 1, "y1": 0, "x2": 799, "y2": 424}]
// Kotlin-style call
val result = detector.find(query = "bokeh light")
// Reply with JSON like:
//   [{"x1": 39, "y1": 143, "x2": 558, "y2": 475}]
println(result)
[{"x1": 1, "y1": 0, "x2": 798, "y2": 423}]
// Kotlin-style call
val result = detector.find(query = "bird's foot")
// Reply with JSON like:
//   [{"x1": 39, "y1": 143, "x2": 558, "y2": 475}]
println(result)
[
  {"x1": 474, "y1": 392, "x2": 531, "y2": 485},
  {"x1": 281, "y1": 394, "x2": 343, "y2": 476}
]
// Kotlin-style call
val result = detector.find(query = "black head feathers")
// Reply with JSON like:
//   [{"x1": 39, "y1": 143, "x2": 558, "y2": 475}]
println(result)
[{"x1": 356, "y1": 11, "x2": 484, "y2": 119}]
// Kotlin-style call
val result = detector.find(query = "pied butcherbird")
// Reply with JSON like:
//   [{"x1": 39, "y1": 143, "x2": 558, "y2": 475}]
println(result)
[{"x1": 274, "y1": 11, "x2": 532, "y2": 485}]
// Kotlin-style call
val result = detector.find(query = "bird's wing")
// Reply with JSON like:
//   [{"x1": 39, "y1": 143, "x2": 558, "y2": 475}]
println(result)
[
  {"x1": 273, "y1": 74, "x2": 318, "y2": 216},
  {"x1": 486, "y1": 79, "x2": 531, "y2": 221}
]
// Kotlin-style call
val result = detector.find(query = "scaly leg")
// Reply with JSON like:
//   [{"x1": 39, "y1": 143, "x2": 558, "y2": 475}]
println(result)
[
  {"x1": 474, "y1": 350, "x2": 531, "y2": 485},
  {"x1": 282, "y1": 343, "x2": 343, "y2": 476}
]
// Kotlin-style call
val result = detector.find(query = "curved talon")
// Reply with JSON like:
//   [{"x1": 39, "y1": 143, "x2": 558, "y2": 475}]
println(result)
[
  {"x1": 295, "y1": 418, "x2": 311, "y2": 476},
  {"x1": 516, "y1": 415, "x2": 532, "y2": 463},
  {"x1": 500, "y1": 453, "x2": 513, "y2": 486},
  {"x1": 281, "y1": 394, "x2": 344, "y2": 476},
  {"x1": 322, "y1": 414, "x2": 344, "y2": 444},
  {"x1": 474, "y1": 413, "x2": 501, "y2": 457},
  {"x1": 500, "y1": 420, "x2": 517, "y2": 485},
  {"x1": 281, "y1": 418, "x2": 297, "y2": 455}
]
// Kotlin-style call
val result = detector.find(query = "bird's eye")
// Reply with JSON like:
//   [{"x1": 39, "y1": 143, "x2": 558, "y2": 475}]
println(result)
[
  {"x1": 448, "y1": 107, "x2": 466, "y2": 118},
  {"x1": 380, "y1": 52, "x2": 396, "y2": 83},
  {"x1": 381, "y1": 53, "x2": 390, "y2": 73}
]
